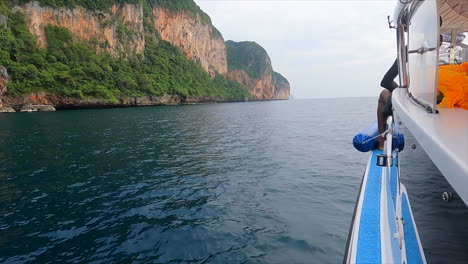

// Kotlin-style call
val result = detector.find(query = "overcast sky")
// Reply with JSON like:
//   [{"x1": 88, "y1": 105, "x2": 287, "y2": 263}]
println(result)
[{"x1": 194, "y1": 0, "x2": 398, "y2": 99}]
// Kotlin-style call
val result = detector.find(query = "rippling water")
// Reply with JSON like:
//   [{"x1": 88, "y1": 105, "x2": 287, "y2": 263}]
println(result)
[{"x1": 0, "y1": 98, "x2": 467, "y2": 263}]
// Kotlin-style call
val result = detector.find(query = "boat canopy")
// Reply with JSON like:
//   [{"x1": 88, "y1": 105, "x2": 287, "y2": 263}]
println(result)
[
  {"x1": 439, "y1": 0, "x2": 468, "y2": 31},
  {"x1": 395, "y1": 0, "x2": 468, "y2": 31}
]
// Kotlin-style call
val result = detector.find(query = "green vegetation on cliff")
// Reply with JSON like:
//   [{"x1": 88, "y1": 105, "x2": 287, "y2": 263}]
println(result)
[
  {"x1": 225, "y1": 40, "x2": 270, "y2": 79},
  {"x1": 272, "y1": 71, "x2": 289, "y2": 84},
  {"x1": 17, "y1": 0, "x2": 205, "y2": 13},
  {"x1": 16, "y1": 0, "x2": 138, "y2": 10},
  {"x1": 0, "y1": 6, "x2": 249, "y2": 101},
  {"x1": 13, "y1": 0, "x2": 221, "y2": 37}
]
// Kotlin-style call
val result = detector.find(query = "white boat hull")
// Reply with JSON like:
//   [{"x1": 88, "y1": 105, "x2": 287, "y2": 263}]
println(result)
[{"x1": 393, "y1": 88, "x2": 468, "y2": 206}]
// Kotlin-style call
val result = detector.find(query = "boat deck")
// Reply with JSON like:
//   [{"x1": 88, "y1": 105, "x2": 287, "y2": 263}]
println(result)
[
  {"x1": 393, "y1": 88, "x2": 468, "y2": 205},
  {"x1": 345, "y1": 150, "x2": 426, "y2": 264}
]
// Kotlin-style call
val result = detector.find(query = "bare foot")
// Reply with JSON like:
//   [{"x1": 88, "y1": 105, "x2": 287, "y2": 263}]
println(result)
[{"x1": 377, "y1": 136, "x2": 385, "y2": 151}]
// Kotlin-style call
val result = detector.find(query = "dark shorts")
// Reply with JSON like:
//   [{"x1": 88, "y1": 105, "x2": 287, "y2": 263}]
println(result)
[{"x1": 383, "y1": 94, "x2": 393, "y2": 118}]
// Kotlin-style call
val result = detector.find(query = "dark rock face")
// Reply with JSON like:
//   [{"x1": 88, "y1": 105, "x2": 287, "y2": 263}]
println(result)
[{"x1": 0, "y1": 66, "x2": 8, "y2": 107}]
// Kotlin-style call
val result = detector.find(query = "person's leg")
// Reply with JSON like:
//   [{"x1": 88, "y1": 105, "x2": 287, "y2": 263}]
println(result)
[{"x1": 377, "y1": 89, "x2": 391, "y2": 150}]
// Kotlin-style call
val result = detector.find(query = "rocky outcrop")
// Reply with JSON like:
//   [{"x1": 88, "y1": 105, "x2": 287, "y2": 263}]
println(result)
[
  {"x1": 20, "y1": 104, "x2": 55, "y2": 112},
  {"x1": 225, "y1": 41, "x2": 289, "y2": 100},
  {"x1": 152, "y1": 8, "x2": 227, "y2": 76},
  {"x1": 272, "y1": 71, "x2": 290, "y2": 100},
  {"x1": 3, "y1": 93, "x2": 61, "y2": 111},
  {"x1": 0, "y1": 66, "x2": 8, "y2": 107},
  {"x1": 0, "y1": 107, "x2": 15, "y2": 113},
  {"x1": 227, "y1": 69, "x2": 275, "y2": 100},
  {"x1": 2, "y1": 92, "x2": 244, "y2": 111},
  {"x1": 14, "y1": 1, "x2": 145, "y2": 57}
]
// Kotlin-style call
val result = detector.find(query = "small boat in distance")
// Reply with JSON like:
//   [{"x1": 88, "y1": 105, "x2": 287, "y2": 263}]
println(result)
[{"x1": 344, "y1": 0, "x2": 467, "y2": 263}]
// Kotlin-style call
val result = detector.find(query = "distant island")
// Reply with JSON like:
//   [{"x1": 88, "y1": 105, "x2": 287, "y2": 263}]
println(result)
[{"x1": 0, "y1": 0, "x2": 289, "y2": 112}]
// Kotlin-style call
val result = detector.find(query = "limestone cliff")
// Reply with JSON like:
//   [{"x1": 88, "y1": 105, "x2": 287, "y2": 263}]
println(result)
[
  {"x1": 13, "y1": 2, "x2": 227, "y2": 75},
  {"x1": 152, "y1": 8, "x2": 227, "y2": 76},
  {"x1": 13, "y1": 1, "x2": 145, "y2": 57},
  {"x1": 272, "y1": 71, "x2": 290, "y2": 100},
  {"x1": 225, "y1": 40, "x2": 289, "y2": 100},
  {"x1": 0, "y1": 0, "x2": 289, "y2": 109}
]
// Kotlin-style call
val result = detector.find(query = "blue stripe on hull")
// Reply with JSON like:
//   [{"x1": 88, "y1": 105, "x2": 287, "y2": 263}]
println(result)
[
  {"x1": 347, "y1": 151, "x2": 426, "y2": 264},
  {"x1": 402, "y1": 193, "x2": 424, "y2": 264},
  {"x1": 356, "y1": 151, "x2": 381, "y2": 263}
]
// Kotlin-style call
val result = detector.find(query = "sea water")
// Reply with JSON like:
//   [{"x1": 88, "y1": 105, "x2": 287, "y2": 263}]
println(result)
[{"x1": 0, "y1": 98, "x2": 467, "y2": 263}]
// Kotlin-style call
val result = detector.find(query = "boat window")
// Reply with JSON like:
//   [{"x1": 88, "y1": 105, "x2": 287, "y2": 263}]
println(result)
[
  {"x1": 397, "y1": 0, "x2": 468, "y2": 111},
  {"x1": 407, "y1": 0, "x2": 439, "y2": 112}
]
